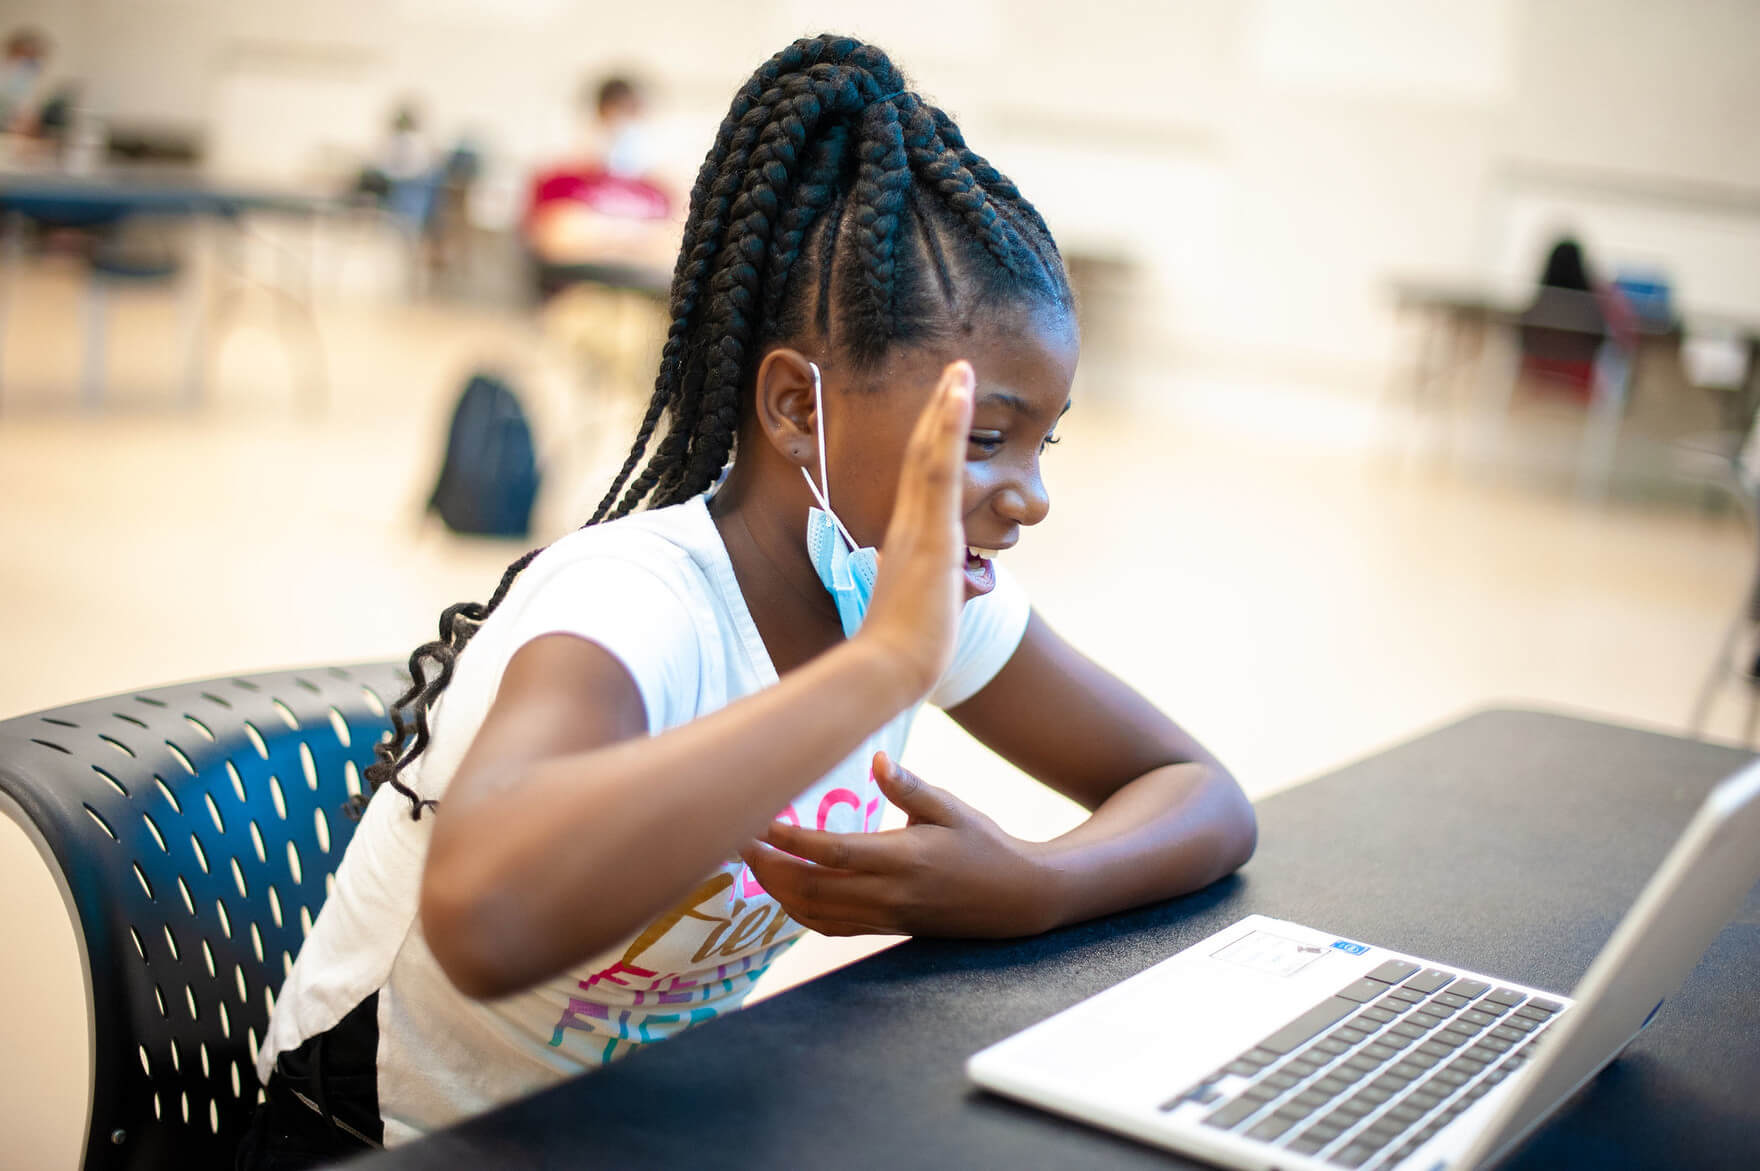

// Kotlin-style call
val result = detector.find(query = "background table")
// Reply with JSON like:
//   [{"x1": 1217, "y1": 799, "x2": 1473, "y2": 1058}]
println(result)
[
  {"x1": 0, "y1": 164, "x2": 340, "y2": 411},
  {"x1": 350, "y1": 709, "x2": 1760, "y2": 1169},
  {"x1": 1386, "y1": 277, "x2": 1760, "y2": 500}
]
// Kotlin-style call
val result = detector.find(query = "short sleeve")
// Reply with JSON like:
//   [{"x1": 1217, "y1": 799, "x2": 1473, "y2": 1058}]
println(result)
[
  {"x1": 501, "y1": 553, "x2": 702, "y2": 735},
  {"x1": 927, "y1": 561, "x2": 1031, "y2": 710}
]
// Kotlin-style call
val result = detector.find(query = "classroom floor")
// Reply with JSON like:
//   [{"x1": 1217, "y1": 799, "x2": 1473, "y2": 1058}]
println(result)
[{"x1": 0, "y1": 258, "x2": 1751, "y2": 1165}]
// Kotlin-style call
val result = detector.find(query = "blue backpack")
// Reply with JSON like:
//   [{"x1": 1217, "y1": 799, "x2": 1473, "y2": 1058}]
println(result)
[{"x1": 427, "y1": 372, "x2": 541, "y2": 537}]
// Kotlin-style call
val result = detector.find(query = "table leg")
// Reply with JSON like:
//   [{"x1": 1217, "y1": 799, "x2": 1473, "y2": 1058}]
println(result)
[
  {"x1": 179, "y1": 219, "x2": 208, "y2": 409},
  {"x1": 1577, "y1": 343, "x2": 1632, "y2": 502},
  {"x1": 80, "y1": 275, "x2": 109, "y2": 411},
  {"x1": 0, "y1": 210, "x2": 25, "y2": 409},
  {"x1": 1469, "y1": 319, "x2": 1520, "y2": 477}
]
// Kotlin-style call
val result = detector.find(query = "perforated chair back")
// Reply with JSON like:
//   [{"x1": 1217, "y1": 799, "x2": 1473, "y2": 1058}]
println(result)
[{"x1": 0, "y1": 662, "x2": 408, "y2": 1170}]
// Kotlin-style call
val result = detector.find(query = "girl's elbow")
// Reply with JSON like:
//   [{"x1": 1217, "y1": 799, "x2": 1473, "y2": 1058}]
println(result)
[
  {"x1": 420, "y1": 861, "x2": 529, "y2": 1000},
  {"x1": 1220, "y1": 780, "x2": 1258, "y2": 874}
]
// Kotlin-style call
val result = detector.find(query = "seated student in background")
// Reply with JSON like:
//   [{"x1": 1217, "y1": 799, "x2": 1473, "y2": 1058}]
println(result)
[
  {"x1": 524, "y1": 75, "x2": 681, "y2": 277},
  {"x1": 1519, "y1": 236, "x2": 1637, "y2": 401},
  {"x1": 240, "y1": 34, "x2": 1257, "y2": 1167}
]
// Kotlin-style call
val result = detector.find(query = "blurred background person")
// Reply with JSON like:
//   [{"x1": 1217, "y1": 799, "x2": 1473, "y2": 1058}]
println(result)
[
  {"x1": 524, "y1": 74, "x2": 679, "y2": 280},
  {"x1": 0, "y1": 25, "x2": 49, "y2": 136},
  {"x1": 1517, "y1": 236, "x2": 1638, "y2": 402}
]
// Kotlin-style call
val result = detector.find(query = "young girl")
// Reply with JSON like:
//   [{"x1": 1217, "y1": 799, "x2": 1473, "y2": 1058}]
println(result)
[{"x1": 239, "y1": 34, "x2": 1256, "y2": 1167}]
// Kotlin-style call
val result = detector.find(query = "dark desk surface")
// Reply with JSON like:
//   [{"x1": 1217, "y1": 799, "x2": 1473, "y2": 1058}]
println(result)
[
  {"x1": 0, "y1": 163, "x2": 338, "y2": 217},
  {"x1": 352, "y1": 709, "x2": 1760, "y2": 1170}
]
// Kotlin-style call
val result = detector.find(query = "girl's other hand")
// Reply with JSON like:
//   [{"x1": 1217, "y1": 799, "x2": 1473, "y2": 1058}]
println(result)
[
  {"x1": 856, "y1": 360, "x2": 975, "y2": 699},
  {"x1": 737, "y1": 750, "x2": 1054, "y2": 939}
]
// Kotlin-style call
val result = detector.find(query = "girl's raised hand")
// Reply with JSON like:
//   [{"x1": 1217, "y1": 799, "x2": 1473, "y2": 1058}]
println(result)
[{"x1": 855, "y1": 360, "x2": 975, "y2": 699}]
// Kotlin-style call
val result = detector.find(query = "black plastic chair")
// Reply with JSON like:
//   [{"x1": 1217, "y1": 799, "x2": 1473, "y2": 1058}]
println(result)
[{"x1": 0, "y1": 661, "x2": 407, "y2": 1169}]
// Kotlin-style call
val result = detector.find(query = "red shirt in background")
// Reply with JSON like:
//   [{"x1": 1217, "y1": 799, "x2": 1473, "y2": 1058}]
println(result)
[{"x1": 526, "y1": 167, "x2": 671, "y2": 227}]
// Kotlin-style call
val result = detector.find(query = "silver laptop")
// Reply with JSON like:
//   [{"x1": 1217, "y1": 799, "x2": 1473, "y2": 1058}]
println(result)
[{"x1": 968, "y1": 760, "x2": 1760, "y2": 1170}]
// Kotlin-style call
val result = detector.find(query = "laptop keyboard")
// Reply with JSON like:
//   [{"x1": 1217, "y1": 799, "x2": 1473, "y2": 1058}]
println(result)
[{"x1": 1166, "y1": 960, "x2": 1563, "y2": 1169}]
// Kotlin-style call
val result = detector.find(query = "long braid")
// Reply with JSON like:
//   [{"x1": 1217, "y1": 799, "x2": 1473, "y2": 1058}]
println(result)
[{"x1": 363, "y1": 35, "x2": 1071, "y2": 818}]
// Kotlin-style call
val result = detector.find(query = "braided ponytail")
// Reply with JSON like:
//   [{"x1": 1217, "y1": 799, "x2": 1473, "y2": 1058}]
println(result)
[{"x1": 361, "y1": 34, "x2": 1071, "y2": 819}]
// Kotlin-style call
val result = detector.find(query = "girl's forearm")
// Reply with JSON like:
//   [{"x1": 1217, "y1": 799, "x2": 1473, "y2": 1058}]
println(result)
[
  {"x1": 1027, "y1": 763, "x2": 1257, "y2": 931},
  {"x1": 423, "y1": 637, "x2": 920, "y2": 997}
]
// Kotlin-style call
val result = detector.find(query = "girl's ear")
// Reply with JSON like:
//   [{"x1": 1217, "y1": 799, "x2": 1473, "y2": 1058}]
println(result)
[{"x1": 752, "y1": 348, "x2": 820, "y2": 466}]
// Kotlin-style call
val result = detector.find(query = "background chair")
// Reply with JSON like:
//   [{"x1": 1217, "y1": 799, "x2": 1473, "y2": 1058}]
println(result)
[{"x1": 0, "y1": 661, "x2": 406, "y2": 1169}]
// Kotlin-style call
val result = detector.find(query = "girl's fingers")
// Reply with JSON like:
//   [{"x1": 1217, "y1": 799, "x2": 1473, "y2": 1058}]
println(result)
[
  {"x1": 761, "y1": 819, "x2": 909, "y2": 873},
  {"x1": 890, "y1": 361, "x2": 973, "y2": 547},
  {"x1": 740, "y1": 840, "x2": 905, "y2": 930}
]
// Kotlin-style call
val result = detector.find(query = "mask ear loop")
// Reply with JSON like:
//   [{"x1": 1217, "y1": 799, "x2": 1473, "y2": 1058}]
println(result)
[{"x1": 800, "y1": 361, "x2": 860, "y2": 551}]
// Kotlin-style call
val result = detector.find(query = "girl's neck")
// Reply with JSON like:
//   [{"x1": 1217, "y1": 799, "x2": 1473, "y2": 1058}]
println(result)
[{"x1": 710, "y1": 467, "x2": 847, "y2": 676}]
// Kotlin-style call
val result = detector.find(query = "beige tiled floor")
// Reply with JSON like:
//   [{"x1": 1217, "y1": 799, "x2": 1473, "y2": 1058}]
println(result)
[{"x1": 1, "y1": 259, "x2": 1751, "y2": 1166}]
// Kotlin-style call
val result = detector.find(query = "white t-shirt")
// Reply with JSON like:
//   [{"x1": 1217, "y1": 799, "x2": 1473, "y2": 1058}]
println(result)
[{"x1": 260, "y1": 494, "x2": 1030, "y2": 1144}]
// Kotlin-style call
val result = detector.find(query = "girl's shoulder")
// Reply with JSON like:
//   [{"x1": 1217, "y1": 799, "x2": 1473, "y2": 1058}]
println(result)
[{"x1": 520, "y1": 496, "x2": 722, "y2": 597}]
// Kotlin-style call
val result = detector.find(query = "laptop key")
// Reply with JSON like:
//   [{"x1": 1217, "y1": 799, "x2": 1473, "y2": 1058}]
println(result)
[
  {"x1": 1385, "y1": 1102, "x2": 1426, "y2": 1125},
  {"x1": 1363, "y1": 958, "x2": 1419, "y2": 982},
  {"x1": 1403, "y1": 968, "x2": 1457, "y2": 994},
  {"x1": 1525, "y1": 997, "x2": 1563, "y2": 1014},
  {"x1": 1490, "y1": 1025, "x2": 1528, "y2": 1043},
  {"x1": 1259, "y1": 996, "x2": 1361, "y2": 1054},
  {"x1": 1479, "y1": 1035, "x2": 1514, "y2": 1053},
  {"x1": 1314, "y1": 1037, "x2": 1352, "y2": 1056},
  {"x1": 1501, "y1": 1014, "x2": 1539, "y2": 1033},
  {"x1": 1446, "y1": 978, "x2": 1491, "y2": 999},
  {"x1": 1386, "y1": 986, "x2": 1425, "y2": 1004},
  {"x1": 1408, "y1": 1010, "x2": 1447, "y2": 1030},
  {"x1": 1460, "y1": 1008, "x2": 1498, "y2": 1027},
  {"x1": 1358, "y1": 1005, "x2": 1397, "y2": 1024},
  {"x1": 1483, "y1": 987, "x2": 1527, "y2": 1007},
  {"x1": 1265, "y1": 1071, "x2": 1302, "y2": 1090},
  {"x1": 1202, "y1": 1097, "x2": 1262, "y2": 1129},
  {"x1": 1425, "y1": 995, "x2": 1464, "y2": 1014},
  {"x1": 1246, "y1": 1113, "x2": 1299, "y2": 1142},
  {"x1": 1314, "y1": 1075, "x2": 1353, "y2": 1096},
  {"x1": 1336, "y1": 977, "x2": 1392, "y2": 1003},
  {"x1": 1223, "y1": 1058, "x2": 1263, "y2": 1077},
  {"x1": 1288, "y1": 1134, "x2": 1329, "y2": 1156},
  {"x1": 1285, "y1": 1057, "x2": 1323, "y2": 1077},
  {"x1": 1389, "y1": 1021, "x2": 1427, "y2": 1040},
  {"x1": 1477, "y1": 999, "x2": 1510, "y2": 1017},
  {"x1": 1291, "y1": 1089, "x2": 1333, "y2": 1113},
  {"x1": 1331, "y1": 1141, "x2": 1382, "y2": 1167},
  {"x1": 1242, "y1": 1083, "x2": 1281, "y2": 1104}
]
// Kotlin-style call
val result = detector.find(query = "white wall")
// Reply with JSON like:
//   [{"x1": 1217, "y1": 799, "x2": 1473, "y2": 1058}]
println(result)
[{"x1": 5, "y1": 0, "x2": 1757, "y2": 380}]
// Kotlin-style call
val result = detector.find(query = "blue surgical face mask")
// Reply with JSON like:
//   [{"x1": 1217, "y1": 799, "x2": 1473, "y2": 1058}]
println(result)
[{"x1": 801, "y1": 362, "x2": 880, "y2": 638}]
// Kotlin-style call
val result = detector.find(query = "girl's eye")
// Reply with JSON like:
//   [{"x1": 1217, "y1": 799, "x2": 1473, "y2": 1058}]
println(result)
[
  {"x1": 1040, "y1": 432, "x2": 1062, "y2": 451},
  {"x1": 968, "y1": 434, "x2": 1004, "y2": 453}
]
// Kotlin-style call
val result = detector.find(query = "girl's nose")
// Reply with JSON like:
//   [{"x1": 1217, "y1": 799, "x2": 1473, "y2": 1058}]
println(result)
[{"x1": 995, "y1": 470, "x2": 1050, "y2": 528}]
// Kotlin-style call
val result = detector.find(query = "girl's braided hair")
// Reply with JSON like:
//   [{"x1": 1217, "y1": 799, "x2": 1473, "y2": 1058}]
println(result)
[{"x1": 360, "y1": 34, "x2": 1072, "y2": 819}]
